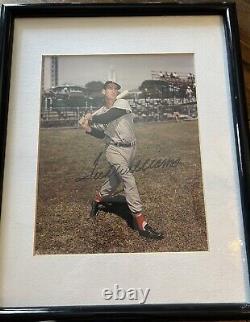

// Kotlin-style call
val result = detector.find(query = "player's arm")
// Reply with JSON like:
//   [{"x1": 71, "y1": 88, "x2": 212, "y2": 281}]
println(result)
[
  {"x1": 79, "y1": 115, "x2": 105, "y2": 139},
  {"x1": 92, "y1": 108, "x2": 127, "y2": 124},
  {"x1": 86, "y1": 127, "x2": 105, "y2": 139}
]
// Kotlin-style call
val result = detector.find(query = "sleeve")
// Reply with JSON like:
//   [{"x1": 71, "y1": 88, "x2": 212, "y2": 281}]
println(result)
[
  {"x1": 92, "y1": 108, "x2": 127, "y2": 124},
  {"x1": 87, "y1": 127, "x2": 105, "y2": 139}
]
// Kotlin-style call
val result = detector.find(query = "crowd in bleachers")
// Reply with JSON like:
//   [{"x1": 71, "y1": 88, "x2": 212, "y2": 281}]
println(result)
[
  {"x1": 131, "y1": 71, "x2": 197, "y2": 121},
  {"x1": 128, "y1": 97, "x2": 197, "y2": 123},
  {"x1": 154, "y1": 71, "x2": 195, "y2": 83}
]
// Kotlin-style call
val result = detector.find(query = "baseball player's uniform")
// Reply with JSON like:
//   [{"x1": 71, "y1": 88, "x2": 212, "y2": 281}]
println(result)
[
  {"x1": 86, "y1": 82, "x2": 163, "y2": 239},
  {"x1": 89, "y1": 98, "x2": 143, "y2": 215}
]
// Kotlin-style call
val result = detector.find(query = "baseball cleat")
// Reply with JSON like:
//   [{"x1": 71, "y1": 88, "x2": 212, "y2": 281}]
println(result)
[
  {"x1": 90, "y1": 200, "x2": 100, "y2": 218},
  {"x1": 137, "y1": 224, "x2": 164, "y2": 240}
]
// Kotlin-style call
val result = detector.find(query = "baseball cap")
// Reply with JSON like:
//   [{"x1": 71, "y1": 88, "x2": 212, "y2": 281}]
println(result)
[{"x1": 103, "y1": 81, "x2": 121, "y2": 90}]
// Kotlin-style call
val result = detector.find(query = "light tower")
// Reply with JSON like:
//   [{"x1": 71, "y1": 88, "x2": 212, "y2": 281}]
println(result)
[
  {"x1": 51, "y1": 56, "x2": 58, "y2": 87},
  {"x1": 108, "y1": 66, "x2": 117, "y2": 82},
  {"x1": 41, "y1": 56, "x2": 59, "y2": 91}
]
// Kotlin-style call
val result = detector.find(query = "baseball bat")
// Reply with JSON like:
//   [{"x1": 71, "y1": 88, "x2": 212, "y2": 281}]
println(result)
[{"x1": 116, "y1": 90, "x2": 129, "y2": 100}]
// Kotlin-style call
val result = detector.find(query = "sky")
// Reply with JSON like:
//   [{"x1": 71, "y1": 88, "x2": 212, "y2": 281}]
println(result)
[{"x1": 54, "y1": 54, "x2": 194, "y2": 90}]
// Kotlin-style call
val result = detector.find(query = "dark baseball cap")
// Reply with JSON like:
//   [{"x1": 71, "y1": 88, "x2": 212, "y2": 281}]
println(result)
[{"x1": 103, "y1": 81, "x2": 121, "y2": 90}]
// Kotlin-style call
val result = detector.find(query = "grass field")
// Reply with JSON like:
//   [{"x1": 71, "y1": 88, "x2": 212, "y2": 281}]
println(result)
[{"x1": 35, "y1": 121, "x2": 208, "y2": 254}]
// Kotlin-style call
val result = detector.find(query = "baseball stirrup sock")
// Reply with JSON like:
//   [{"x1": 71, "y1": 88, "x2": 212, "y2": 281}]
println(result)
[
  {"x1": 95, "y1": 192, "x2": 103, "y2": 203},
  {"x1": 135, "y1": 213, "x2": 147, "y2": 230}
]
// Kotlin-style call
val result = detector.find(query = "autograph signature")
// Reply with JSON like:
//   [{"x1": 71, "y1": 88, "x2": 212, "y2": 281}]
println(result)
[{"x1": 76, "y1": 151, "x2": 181, "y2": 182}]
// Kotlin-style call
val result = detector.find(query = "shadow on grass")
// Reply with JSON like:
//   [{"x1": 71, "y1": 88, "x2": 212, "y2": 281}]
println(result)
[{"x1": 97, "y1": 194, "x2": 135, "y2": 230}]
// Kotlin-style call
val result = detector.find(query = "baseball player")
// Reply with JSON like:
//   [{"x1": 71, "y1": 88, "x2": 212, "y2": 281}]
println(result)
[{"x1": 81, "y1": 81, "x2": 163, "y2": 240}]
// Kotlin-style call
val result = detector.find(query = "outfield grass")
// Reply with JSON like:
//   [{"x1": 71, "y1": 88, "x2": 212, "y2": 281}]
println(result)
[{"x1": 35, "y1": 121, "x2": 207, "y2": 254}]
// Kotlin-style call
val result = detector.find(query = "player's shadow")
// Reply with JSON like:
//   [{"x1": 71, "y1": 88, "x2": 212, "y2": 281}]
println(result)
[{"x1": 97, "y1": 194, "x2": 135, "y2": 229}]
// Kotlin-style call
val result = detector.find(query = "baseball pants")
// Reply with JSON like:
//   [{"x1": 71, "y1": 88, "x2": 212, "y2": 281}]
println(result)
[{"x1": 100, "y1": 144, "x2": 142, "y2": 214}]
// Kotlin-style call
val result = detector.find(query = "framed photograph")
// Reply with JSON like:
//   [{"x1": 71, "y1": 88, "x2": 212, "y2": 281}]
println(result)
[{"x1": 0, "y1": 2, "x2": 250, "y2": 320}]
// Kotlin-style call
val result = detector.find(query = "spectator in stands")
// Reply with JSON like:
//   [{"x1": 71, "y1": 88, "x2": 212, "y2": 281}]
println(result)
[
  {"x1": 173, "y1": 72, "x2": 179, "y2": 79},
  {"x1": 165, "y1": 72, "x2": 170, "y2": 78},
  {"x1": 186, "y1": 86, "x2": 193, "y2": 100},
  {"x1": 159, "y1": 71, "x2": 164, "y2": 79}
]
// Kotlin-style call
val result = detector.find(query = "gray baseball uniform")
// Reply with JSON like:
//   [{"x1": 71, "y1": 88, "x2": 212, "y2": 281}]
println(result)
[{"x1": 89, "y1": 99, "x2": 143, "y2": 215}]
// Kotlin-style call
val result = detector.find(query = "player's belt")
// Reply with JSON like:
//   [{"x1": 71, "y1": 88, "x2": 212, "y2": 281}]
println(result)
[{"x1": 110, "y1": 141, "x2": 136, "y2": 147}]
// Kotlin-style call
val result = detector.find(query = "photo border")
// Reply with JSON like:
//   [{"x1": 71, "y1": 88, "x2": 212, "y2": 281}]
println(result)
[{"x1": 0, "y1": 2, "x2": 250, "y2": 320}]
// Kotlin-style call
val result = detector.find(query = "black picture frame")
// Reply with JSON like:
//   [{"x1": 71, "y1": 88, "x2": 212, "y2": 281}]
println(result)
[{"x1": 0, "y1": 2, "x2": 250, "y2": 320}]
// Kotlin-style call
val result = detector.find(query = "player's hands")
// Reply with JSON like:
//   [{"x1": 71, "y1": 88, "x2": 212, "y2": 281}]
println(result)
[
  {"x1": 84, "y1": 112, "x2": 92, "y2": 121},
  {"x1": 79, "y1": 115, "x2": 91, "y2": 133},
  {"x1": 78, "y1": 115, "x2": 86, "y2": 126}
]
